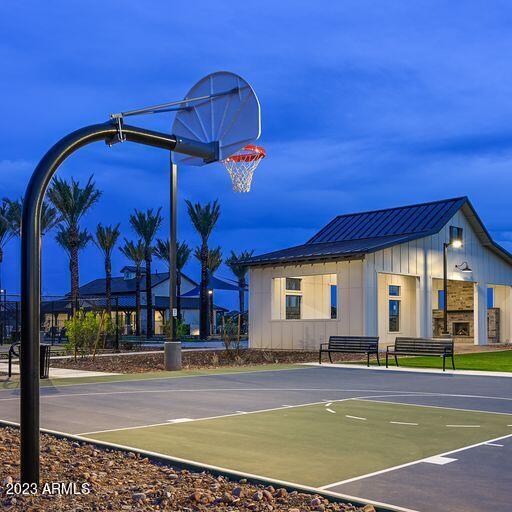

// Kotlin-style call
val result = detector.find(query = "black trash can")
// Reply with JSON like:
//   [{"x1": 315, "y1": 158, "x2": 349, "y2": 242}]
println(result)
[{"x1": 40, "y1": 343, "x2": 51, "y2": 379}]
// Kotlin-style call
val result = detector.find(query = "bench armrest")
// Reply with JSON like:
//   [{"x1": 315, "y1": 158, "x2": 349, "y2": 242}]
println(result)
[
  {"x1": 386, "y1": 345, "x2": 394, "y2": 352},
  {"x1": 319, "y1": 343, "x2": 329, "y2": 348}
]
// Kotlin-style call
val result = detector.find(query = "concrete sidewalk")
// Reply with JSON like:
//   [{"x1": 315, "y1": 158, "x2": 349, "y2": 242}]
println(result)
[{"x1": 0, "y1": 362, "x2": 120, "y2": 379}]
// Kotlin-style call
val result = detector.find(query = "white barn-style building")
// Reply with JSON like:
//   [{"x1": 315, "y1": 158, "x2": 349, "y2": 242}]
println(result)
[{"x1": 246, "y1": 197, "x2": 512, "y2": 350}]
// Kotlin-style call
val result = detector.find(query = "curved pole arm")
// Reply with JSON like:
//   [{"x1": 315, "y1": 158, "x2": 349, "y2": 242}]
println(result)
[{"x1": 20, "y1": 120, "x2": 211, "y2": 485}]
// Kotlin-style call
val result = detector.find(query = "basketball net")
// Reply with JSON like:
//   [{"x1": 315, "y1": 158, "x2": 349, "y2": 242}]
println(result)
[{"x1": 221, "y1": 144, "x2": 266, "y2": 193}]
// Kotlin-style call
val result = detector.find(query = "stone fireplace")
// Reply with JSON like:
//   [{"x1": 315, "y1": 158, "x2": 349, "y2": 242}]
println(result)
[{"x1": 432, "y1": 280, "x2": 501, "y2": 343}]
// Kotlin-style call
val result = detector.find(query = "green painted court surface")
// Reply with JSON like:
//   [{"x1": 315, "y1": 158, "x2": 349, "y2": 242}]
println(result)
[{"x1": 88, "y1": 399, "x2": 512, "y2": 488}]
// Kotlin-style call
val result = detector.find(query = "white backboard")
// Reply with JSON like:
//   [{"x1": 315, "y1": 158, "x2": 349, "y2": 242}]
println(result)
[{"x1": 172, "y1": 71, "x2": 261, "y2": 166}]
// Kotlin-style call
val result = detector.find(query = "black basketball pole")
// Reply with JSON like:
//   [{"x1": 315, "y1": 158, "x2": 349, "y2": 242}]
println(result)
[
  {"x1": 169, "y1": 157, "x2": 178, "y2": 340},
  {"x1": 20, "y1": 120, "x2": 216, "y2": 485}
]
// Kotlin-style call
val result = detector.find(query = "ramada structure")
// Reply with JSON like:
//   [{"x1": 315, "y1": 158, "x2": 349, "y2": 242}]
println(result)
[{"x1": 246, "y1": 197, "x2": 512, "y2": 349}]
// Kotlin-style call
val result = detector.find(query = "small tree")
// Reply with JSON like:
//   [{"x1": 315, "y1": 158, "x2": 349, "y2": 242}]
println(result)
[{"x1": 64, "y1": 311, "x2": 102, "y2": 361}]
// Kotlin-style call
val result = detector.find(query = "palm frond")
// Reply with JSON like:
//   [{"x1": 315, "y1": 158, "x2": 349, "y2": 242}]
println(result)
[
  {"x1": 195, "y1": 245, "x2": 223, "y2": 274},
  {"x1": 119, "y1": 238, "x2": 146, "y2": 266},
  {"x1": 95, "y1": 223, "x2": 121, "y2": 257},
  {"x1": 225, "y1": 250, "x2": 254, "y2": 280},
  {"x1": 185, "y1": 199, "x2": 220, "y2": 242},
  {"x1": 55, "y1": 225, "x2": 92, "y2": 257},
  {"x1": 129, "y1": 208, "x2": 163, "y2": 254},
  {"x1": 47, "y1": 175, "x2": 101, "y2": 228}
]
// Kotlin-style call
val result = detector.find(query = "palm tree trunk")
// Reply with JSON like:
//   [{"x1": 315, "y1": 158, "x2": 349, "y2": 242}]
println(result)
[
  {"x1": 135, "y1": 266, "x2": 141, "y2": 336},
  {"x1": 105, "y1": 255, "x2": 112, "y2": 314},
  {"x1": 176, "y1": 272, "x2": 182, "y2": 322},
  {"x1": 145, "y1": 255, "x2": 153, "y2": 337},
  {"x1": 70, "y1": 231, "x2": 79, "y2": 314},
  {"x1": 199, "y1": 241, "x2": 209, "y2": 338}
]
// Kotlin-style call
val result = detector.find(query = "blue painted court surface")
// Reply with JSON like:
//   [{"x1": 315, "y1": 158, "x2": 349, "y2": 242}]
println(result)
[{"x1": 1, "y1": 366, "x2": 511, "y2": 511}]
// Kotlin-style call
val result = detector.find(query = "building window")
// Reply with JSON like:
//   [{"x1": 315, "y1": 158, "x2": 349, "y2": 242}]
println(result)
[
  {"x1": 272, "y1": 274, "x2": 337, "y2": 320},
  {"x1": 330, "y1": 285, "x2": 337, "y2": 319},
  {"x1": 286, "y1": 278, "x2": 301, "y2": 291},
  {"x1": 487, "y1": 287, "x2": 494, "y2": 308},
  {"x1": 286, "y1": 295, "x2": 301, "y2": 319},
  {"x1": 389, "y1": 299, "x2": 400, "y2": 332},
  {"x1": 389, "y1": 285, "x2": 401, "y2": 296},
  {"x1": 438, "y1": 290, "x2": 445, "y2": 310}
]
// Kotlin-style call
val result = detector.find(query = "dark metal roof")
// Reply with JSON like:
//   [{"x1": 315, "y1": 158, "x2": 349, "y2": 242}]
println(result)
[
  {"x1": 76, "y1": 271, "x2": 197, "y2": 296},
  {"x1": 41, "y1": 295, "x2": 227, "y2": 313},
  {"x1": 307, "y1": 197, "x2": 466, "y2": 243},
  {"x1": 246, "y1": 197, "x2": 512, "y2": 267}
]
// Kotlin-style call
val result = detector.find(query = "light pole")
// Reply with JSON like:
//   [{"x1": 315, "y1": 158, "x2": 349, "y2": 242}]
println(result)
[{"x1": 442, "y1": 226, "x2": 463, "y2": 335}]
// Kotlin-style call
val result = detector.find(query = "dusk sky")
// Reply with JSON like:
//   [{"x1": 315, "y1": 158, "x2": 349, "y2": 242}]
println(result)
[{"x1": 1, "y1": 2, "x2": 512, "y2": 308}]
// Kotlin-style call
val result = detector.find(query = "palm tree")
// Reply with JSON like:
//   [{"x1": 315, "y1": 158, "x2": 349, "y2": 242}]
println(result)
[
  {"x1": 47, "y1": 176, "x2": 101, "y2": 311},
  {"x1": 194, "y1": 245, "x2": 222, "y2": 335},
  {"x1": 55, "y1": 226, "x2": 92, "y2": 304},
  {"x1": 119, "y1": 239, "x2": 145, "y2": 336},
  {"x1": 3, "y1": 197, "x2": 61, "y2": 237},
  {"x1": 94, "y1": 224, "x2": 121, "y2": 314},
  {"x1": 129, "y1": 208, "x2": 163, "y2": 336},
  {"x1": 226, "y1": 250, "x2": 253, "y2": 334},
  {"x1": 186, "y1": 200, "x2": 220, "y2": 338},
  {"x1": 154, "y1": 238, "x2": 192, "y2": 321}
]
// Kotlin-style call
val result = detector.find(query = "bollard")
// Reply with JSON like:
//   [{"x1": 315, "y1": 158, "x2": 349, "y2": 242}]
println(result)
[{"x1": 164, "y1": 341, "x2": 182, "y2": 371}]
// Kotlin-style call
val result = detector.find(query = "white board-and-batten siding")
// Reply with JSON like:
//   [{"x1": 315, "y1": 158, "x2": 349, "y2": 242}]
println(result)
[{"x1": 248, "y1": 206, "x2": 512, "y2": 350}]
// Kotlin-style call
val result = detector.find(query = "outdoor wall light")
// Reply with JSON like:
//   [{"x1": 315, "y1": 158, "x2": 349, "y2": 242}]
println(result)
[
  {"x1": 449, "y1": 226, "x2": 463, "y2": 248},
  {"x1": 455, "y1": 262, "x2": 472, "y2": 273}
]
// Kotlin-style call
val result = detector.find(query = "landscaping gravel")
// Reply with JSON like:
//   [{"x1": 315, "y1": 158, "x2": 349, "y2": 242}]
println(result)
[
  {"x1": 50, "y1": 349, "x2": 362, "y2": 374},
  {"x1": 0, "y1": 426, "x2": 374, "y2": 511}
]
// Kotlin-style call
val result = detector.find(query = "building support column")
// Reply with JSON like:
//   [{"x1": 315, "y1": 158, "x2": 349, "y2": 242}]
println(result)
[
  {"x1": 474, "y1": 281, "x2": 488, "y2": 345},
  {"x1": 362, "y1": 261, "x2": 378, "y2": 337},
  {"x1": 419, "y1": 276, "x2": 433, "y2": 338}
]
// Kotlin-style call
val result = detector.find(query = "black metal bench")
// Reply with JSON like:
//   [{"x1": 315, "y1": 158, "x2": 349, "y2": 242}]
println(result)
[
  {"x1": 386, "y1": 337, "x2": 455, "y2": 371},
  {"x1": 319, "y1": 336, "x2": 380, "y2": 367}
]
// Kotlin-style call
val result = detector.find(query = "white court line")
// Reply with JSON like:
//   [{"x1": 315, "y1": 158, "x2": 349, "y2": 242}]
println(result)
[
  {"x1": 326, "y1": 408, "x2": 336, "y2": 414},
  {"x1": 320, "y1": 432, "x2": 512, "y2": 490},
  {"x1": 390, "y1": 421, "x2": 418, "y2": 426},
  {"x1": 168, "y1": 418, "x2": 193, "y2": 424},
  {"x1": 446, "y1": 424, "x2": 480, "y2": 428},
  {"x1": 485, "y1": 442, "x2": 504, "y2": 447},
  {"x1": 76, "y1": 392, "x2": 420, "y2": 436},
  {"x1": 0, "y1": 365, "x2": 308, "y2": 393},
  {"x1": 357, "y1": 397, "x2": 512, "y2": 416},
  {"x1": 325, "y1": 402, "x2": 333, "y2": 407},
  {"x1": 423, "y1": 456, "x2": 457, "y2": 465},
  {"x1": 346, "y1": 415, "x2": 366, "y2": 421},
  {"x1": 235, "y1": 411, "x2": 247, "y2": 414}
]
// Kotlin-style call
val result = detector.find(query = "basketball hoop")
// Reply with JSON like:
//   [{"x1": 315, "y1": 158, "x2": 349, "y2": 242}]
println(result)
[{"x1": 221, "y1": 144, "x2": 266, "y2": 193}]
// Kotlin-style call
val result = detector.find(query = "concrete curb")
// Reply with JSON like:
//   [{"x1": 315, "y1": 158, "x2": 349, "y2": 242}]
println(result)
[
  {"x1": 0, "y1": 419, "x2": 409, "y2": 512},
  {"x1": 305, "y1": 362, "x2": 512, "y2": 378}
]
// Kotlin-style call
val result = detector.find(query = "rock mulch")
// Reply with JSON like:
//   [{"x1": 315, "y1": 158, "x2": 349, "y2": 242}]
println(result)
[
  {"x1": 50, "y1": 349, "x2": 362, "y2": 374},
  {"x1": 0, "y1": 427, "x2": 374, "y2": 511}
]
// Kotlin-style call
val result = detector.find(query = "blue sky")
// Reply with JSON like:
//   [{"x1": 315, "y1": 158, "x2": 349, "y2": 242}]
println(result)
[{"x1": 1, "y1": 1, "x2": 512, "y2": 307}]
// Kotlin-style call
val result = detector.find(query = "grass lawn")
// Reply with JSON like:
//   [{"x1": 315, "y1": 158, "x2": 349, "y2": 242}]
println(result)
[
  {"x1": 0, "y1": 363, "x2": 305, "y2": 390},
  {"x1": 390, "y1": 349, "x2": 512, "y2": 372},
  {"x1": 88, "y1": 399, "x2": 512, "y2": 487}
]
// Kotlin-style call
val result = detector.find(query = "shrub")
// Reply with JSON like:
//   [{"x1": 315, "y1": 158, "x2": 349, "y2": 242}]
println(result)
[{"x1": 64, "y1": 310, "x2": 110, "y2": 360}]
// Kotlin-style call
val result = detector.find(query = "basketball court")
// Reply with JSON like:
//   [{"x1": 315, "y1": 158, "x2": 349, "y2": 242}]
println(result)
[{"x1": 1, "y1": 365, "x2": 511, "y2": 511}]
